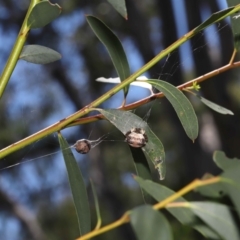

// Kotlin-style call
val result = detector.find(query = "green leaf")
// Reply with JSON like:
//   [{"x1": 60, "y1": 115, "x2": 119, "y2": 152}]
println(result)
[
  {"x1": 130, "y1": 205, "x2": 173, "y2": 240},
  {"x1": 135, "y1": 176, "x2": 222, "y2": 239},
  {"x1": 197, "y1": 95, "x2": 234, "y2": 115},
  {"x1": 27, "y1": 1, "x2": 61, "y2": 29},
  {"x1": 20, "y1": 45, "x2": 61, "y2": 64},
  {"x1": 147, "y1": 80, "x2": 198, "y2": 141},
  {"x1": 96, "y1": 108, "x2": 166, "y2": 180},
  {"x1": 213, "y1": 151, "x2": 240, "y2": 170},
  {"x1": 194, "y1": 7, "x2": 236, "y2": 33},
  {"x1": 193, "y1": 225, "x2": 221, "y2": 240},
  {"x1": 196, "y1": 173, "x2": 225, "y2": 198},
  {"x1": 220, "y1": 164, "x2": 240, "y2": 219},
  {"x1": 107, "y1": 0, "x2": 128, "y2": 19},
  {"x1": 226, "y1": 0, "x2": 240, "y2": 51},
  {"x1": 90, "y1": 180, "x2": 101, "y2": 230},
  {"x1": 86, "y1": 16, "x2": 130, "y2": 98},
  {"x1": 134, "y1": 176, "x2": 196, "y2": 224},
  {"x1": 189, "y1": 202, "x2": 240, "y2": 240},
  {"x1": 130, "y1": 147, "x2": 153, "y2": 203},
  {"x1": 58, "y1": 132, "x2": 91, "y2": 236}
]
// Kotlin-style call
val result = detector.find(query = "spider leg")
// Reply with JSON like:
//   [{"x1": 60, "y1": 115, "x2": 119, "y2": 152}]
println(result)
[{"x1": 89, "y1": 132, "x2": 110, "y2": 148}]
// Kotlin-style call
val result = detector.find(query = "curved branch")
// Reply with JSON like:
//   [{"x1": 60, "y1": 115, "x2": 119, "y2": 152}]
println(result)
[{"x1": 69, "y1": 60, "x2": 240, "y2": 127}]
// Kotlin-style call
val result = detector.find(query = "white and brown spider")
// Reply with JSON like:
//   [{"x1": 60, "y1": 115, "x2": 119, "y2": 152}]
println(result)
[
  {"x1": 73, "y1": 134, "x2": 107, "y2": 154},
  {"x1": 125, "y1": 127, "x2": 148, "y2": 148},
  {"x1": 73, "y1": 139, "x2": 91, "y2": 154}
]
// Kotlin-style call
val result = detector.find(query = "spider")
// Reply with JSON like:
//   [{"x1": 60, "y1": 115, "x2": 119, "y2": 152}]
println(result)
[
  {"x1": 125, "y1": 127, "x2": 148, "y2": 148},
  {"x1": 73, "y1": 139, "x2": 91, "y2": 154},
  {"x1": 73, "y1": 134, "x2": 107, "y2": 154}
]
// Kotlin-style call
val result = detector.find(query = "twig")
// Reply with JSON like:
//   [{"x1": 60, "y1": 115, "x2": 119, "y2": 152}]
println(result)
[
  {"x1": 0, "y1": 0, "x2": 41, "y2": 98},
  {"x1": 68, "y1": 60, "x2": 240, "y2": 127},
  {"x1": 1, "y1": 12, "x2": 240, "y2": 159}
]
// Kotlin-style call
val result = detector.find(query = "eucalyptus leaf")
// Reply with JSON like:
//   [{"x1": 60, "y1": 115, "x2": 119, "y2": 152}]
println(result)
[
  {"x1": 27, "y1": 1, "x2": 61, "y2": 29},
  {"x1": 213, "y1": 151, "x2": 240, "y2": 170},
  {"x1": 135, "y1": 176, "x2": 222, "y2": 239},
  {"x1": 107, "y1": 0, "x2": 127, "y2": 19},
  {"x1": 130, "y1": 147, "x2": 153, "y2": 203},
  {"x1": 135, "y1": 176, "x2": 196, "y2": 224},
  {"x1": 58, "y1": 132, "x2": 91, "y2": 236},
  {"x1": 197, "y1": 95, "x2": 234, "y2": 115},
  {"x1": 226, "y1": 0, "x2": 240, "y2": 51},
  {"x1": 96, "y1": 109, "x2": 166, "y2": 180},
  {"x1": 193, "y1": 225, "x2": 221, "y2": 240},
  {"x1": 130, "y1": 205, "x2": 173, "y2": 240},
  {"x1": 86, "y1": 16, "x2": 130, "y2": 98},
  {"x1": 147, "y1": 80, "x2": 198, "y2": 141},
  {"x1": 20, "y1": 45, "x2": 61, "y2": 64},
  {"x1": 96, "y1": 76, "x2": 153, "y2": 94},
  {"x1": 195, "y1": 173, "x2": 225, "y2": 198},
  {"x1": 220, "y1": 164, "x2": 240, "y2": 219},
  {"x1": 189, "y1": 202, "x2": 239, "y2": 240},
  {"x1": 194, "y1": 7, "x2": 236, "y2": 33},
  {"x1": 90, "y1": 180, "x2": 101, "y2": 230}
]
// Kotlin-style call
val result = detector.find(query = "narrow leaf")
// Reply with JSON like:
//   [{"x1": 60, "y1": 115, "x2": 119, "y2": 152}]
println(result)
[
  {"x1": 20, "y1": 45, "x2": 61, "y2": 64},
  {"x1": 194, "y1": 7, "x2": 236, "y2": 33},
  {"x1": 196, "y1": 173, "x2": 225, "y2": 198},
  {"x1": 147, "y1": 80, "x2": 198, "y2": 141},
  {"x1": 189, "y1": 202, "x2": 240, "y2": 240},
  {"x1": 130, "y1": 205, "x2": 173, "y2": 240},
  {"x1": 220, "y1": 164, "x2": 240, "y2": 219},
  {"x1": 86, "y1": 16, "x2": 130, "y2": 98},
  {"x1": 135, "y1": 176, "x2": 221, "y2": 239},
  {"x1": 58, "y1": 132, "x2": 91, "y2": 236},
  {"x1": 27, "y1": 1, "x2": 61, "y2": 29},
  {"x1": 135, "y1": 176, "x2": 196, "y2": 224},
  {"x1": 130, "y1": 147, "x2": 153, "y2": 203},
  {"x1": 213, "y1": 151, "x2": 240, "y2": 170},
  {"x1": 226, "y1": 0, "x2": 240, "y2": 51},
  {"x1": 107, "y1": 0, "x2": 128, "y2": 19},
  {"x1": 193, "y1": 225, "x2": 221, "y2": 240},
  {"x1": 197, "y1": 95, "x2": 234, "y2": 115},
  {"x1": 90, "y1": 180, "x2": 101, "y2": 230},
  {"x1": 96, "y1": 109, "x2": 166, "y2": 180},
  {"x1": 96, "y1": 76, "x2": 153, "y2": 94}
]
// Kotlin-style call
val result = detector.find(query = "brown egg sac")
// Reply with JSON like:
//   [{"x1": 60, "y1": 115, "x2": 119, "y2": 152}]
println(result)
[{"x1": 125, "y1": 128, "x2": 148, "y2": 148}]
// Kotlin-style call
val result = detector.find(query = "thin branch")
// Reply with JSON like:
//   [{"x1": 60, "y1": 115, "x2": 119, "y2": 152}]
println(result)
[
  {"x1": 153, "y1": 177, "x2": 220, "y2": 210},
  {"x1": 229, "y1": 48, "x2": 237, "y2": 64},
  {"x1": 1, "y1": 58, "x2": 240, "y2": 159},
  {"x1": 0, "y1": 0, "x2": 41, "y2": 98},
  {"x1": 76, "y1": 212, "x2": 130, "y2": 240},
  {"x1": 2, "y1": 7, "x2": 240, "y2": 158},
  {"x1": 69, "y1": 60, "x2": 240, "y2": 127}
]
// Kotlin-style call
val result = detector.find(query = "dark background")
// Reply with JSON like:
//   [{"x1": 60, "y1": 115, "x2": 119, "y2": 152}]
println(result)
[{"x1": 0, "y1": 0, "x2": 239, "y2": 239}]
